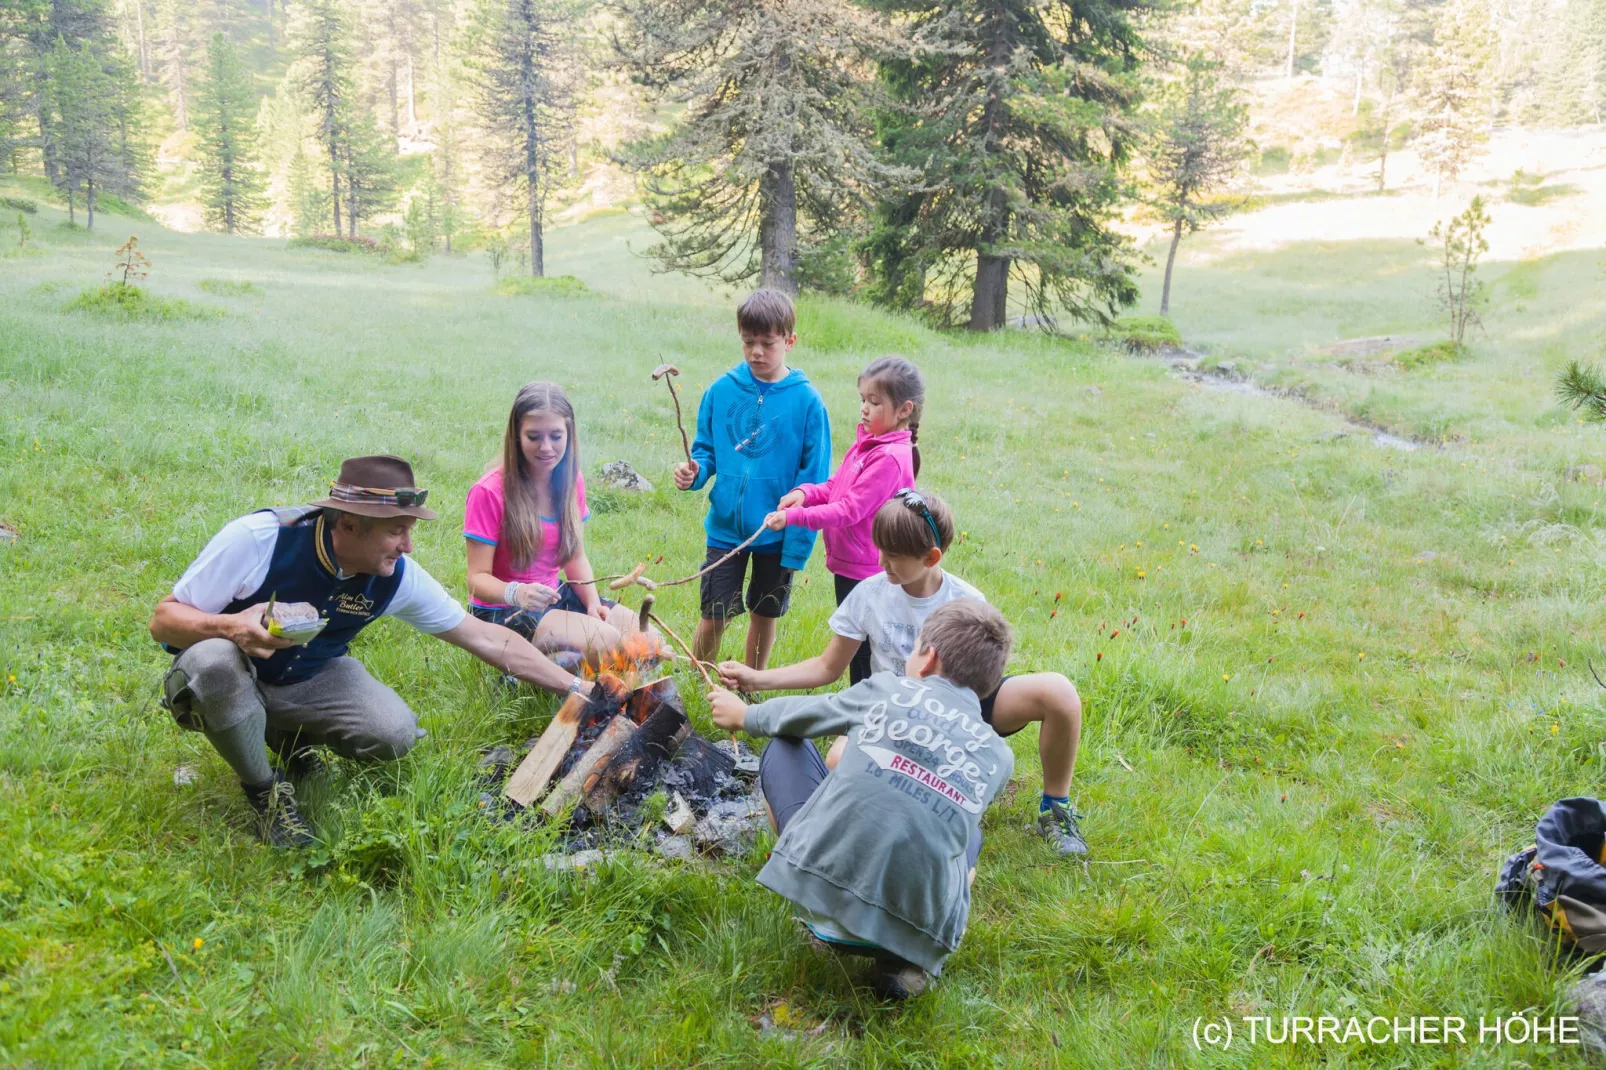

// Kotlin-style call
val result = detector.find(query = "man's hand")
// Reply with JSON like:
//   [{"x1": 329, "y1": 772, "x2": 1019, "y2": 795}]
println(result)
[
  {"x1": 511, "y1": 582, "x2": 559, "y2": 612},
  {"x1": 707, "y1": 686, "x2": 747, "y2": 732},
  {"x1": 777, "y1": 489, "x2": 806, "y2": 510},
  {"x1": 717, "y1": 659, "x2": 757, "y2": 691},
  {"x1": 762, "y1": 510, "x2": 787, "y2": 532},
  {"x1": 226, "y1": 602, "x2": 296, "y2": 659},
  {"x1": 673, "y1": 459, "x2": 700, "y2": 490}
]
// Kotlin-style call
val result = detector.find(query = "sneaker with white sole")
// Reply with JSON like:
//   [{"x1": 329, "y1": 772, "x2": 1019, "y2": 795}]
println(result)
[
  {"x1": 1037, "y1": 801, "x2": 1089, "y2": 857},
  {"x1": 870, "y1": 959, "x2": 930, "y2": 1000}
]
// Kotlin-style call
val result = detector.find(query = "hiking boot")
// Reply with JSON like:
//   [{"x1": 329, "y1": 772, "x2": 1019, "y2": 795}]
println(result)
[
  {"x1": 276, "y1": 746, "x2": 329, "y2": 781},
  {"x1": 869, "y1": 959, "x2": 930, "y2": 1000},
  {"x1": 267, "y1": 732, "x2": 330, "y2": 781},
  {"x1": 242, "y1": 774, "x2": 316, "y2": 848},
  {"x1": 1038, "y1": 801, "x2": 1089, "y2": 857}
]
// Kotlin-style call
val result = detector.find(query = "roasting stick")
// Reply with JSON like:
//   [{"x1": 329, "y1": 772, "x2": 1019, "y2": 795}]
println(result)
[
  {"x1": 569, "y1": 524, "x2": 771, "y2": 592},
  {"x1": 648, "y1": 609, "x2": 743, "y2": 748}
]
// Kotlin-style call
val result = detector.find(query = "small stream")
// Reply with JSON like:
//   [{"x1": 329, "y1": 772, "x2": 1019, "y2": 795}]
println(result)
[{"x1": 1162, "y1": 347, "x2": 1421, "y2": 452}]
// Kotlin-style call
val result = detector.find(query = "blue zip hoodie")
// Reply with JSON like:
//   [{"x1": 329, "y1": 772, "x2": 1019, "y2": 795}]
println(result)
[{"x1": 688, "y1": 362, "x2": 831, "y2": 571}]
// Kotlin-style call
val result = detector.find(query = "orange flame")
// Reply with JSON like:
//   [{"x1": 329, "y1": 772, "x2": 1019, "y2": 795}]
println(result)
[{"x1": 582, "y1": 631, "x2": 672, "y2": 690}]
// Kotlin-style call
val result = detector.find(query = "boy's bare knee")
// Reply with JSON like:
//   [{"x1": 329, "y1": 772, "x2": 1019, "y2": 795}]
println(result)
[{"x1": 825, "y1": 736, "x2": 846, "y2": 770}]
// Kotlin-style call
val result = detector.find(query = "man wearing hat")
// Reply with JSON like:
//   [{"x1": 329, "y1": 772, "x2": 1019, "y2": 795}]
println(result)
[{"x1": 149, "y1": 455, "x2": 595, "y2": 847}]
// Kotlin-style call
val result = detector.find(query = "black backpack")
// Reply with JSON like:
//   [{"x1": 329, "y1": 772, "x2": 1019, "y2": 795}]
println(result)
[{"x1": 1498, "y1": 797, "x2": 1606, "y2": 953}]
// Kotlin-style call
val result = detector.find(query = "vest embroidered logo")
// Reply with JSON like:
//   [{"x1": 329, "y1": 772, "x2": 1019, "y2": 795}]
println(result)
[{"x1": 334, "y1": 592, "x2": 376, "y2": 617}]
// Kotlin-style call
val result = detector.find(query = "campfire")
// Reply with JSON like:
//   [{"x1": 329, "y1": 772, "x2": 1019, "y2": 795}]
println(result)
[
  {"x1": 578, "y1": 630, "x2": 672, "y2": 691},
  {"x1": 500, "y1": 650, "x2": 755, "y2": 845}
]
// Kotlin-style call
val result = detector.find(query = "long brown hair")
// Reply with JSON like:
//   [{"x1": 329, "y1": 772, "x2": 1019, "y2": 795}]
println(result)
[
  {"x1": 499, "y1": 381, "x2": 582, "y2": 569},
  {"x1": 860, "y1": 356, "x2": 925, "y2": 478}
]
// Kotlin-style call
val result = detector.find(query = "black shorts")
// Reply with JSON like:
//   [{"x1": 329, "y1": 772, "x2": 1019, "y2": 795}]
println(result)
[
  {"x1": 469, "y1": 583, "x2": 616, "y2": 640},
  {"x1": 700, "y1": 545, "x2": 792, "y2": 620},
  {"x1": 978, "y1": 675, "x2": 1021, "y2": 737}
]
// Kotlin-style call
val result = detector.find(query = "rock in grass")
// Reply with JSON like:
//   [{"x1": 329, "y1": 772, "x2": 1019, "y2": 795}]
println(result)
[
  {"x1": 694, "y1": 796, "x2": 767, "y2": 856},
  {"x1": 0, "y1": 521, "x2": 16, "y2": 545},
  {"x1": 599, "y1": 460, "x2": 653, "y2": 492},
  {"x1": 1566, "y1": 464, "x2": 1603, "y2": 484},
  {"x1": 1572, "y1": 973, "x2": 1606, "y2": 1054}
]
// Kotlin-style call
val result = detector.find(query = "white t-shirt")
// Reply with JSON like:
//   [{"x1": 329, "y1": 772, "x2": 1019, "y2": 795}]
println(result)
[
  {"x1": 170, "y1": 511, "x2": 467, "y2": 634},
  {"x1": 827, "y1": 571, "x2": 987, "y2": 677}
]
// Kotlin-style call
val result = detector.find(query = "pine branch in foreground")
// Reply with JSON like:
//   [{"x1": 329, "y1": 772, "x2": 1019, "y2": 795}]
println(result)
[{"x1": 1556, "y1": 361, "x2": 1606, "y2": 421}]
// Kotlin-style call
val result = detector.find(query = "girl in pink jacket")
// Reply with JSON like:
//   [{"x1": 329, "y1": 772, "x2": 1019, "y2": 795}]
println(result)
[{"x1": 764, "y1": 357, "x2": 924, "y2": 683}]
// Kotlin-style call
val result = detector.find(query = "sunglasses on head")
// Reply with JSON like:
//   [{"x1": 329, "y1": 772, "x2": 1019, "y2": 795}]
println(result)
[
  {"x1": 340, "y1": 484, "x2": 430, "y2": 507},
  {"x1": 895, "y1": 488, "x2": 943, "y2": 550}
]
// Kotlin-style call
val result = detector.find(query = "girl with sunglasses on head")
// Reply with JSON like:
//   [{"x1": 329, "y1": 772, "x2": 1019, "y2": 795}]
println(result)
[
  {"x1": 463, "y1": 382, "x2": 645, "y2": 670},
  {"x1": 763, "y1": 356, "x2": 923, "y2": 684}
]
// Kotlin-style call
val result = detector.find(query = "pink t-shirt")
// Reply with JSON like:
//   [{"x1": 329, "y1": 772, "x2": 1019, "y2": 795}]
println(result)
[{"x1": 463, "y1": 467, "x2": 589, "y2": 608}]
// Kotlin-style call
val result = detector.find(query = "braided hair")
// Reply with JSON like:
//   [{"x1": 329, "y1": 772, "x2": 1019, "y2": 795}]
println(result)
[{"x1": 859, "y1": 356, "x2": 925, "y2": 477}]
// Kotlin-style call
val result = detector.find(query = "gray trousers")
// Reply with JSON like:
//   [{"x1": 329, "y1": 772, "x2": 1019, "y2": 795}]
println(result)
[{"x1": 163, "y1": 638, "x2": 423, "y2": 786}]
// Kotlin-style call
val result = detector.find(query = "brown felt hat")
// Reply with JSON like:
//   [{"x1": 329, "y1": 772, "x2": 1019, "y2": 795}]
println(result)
[{"x1": 309, "y1": 454, "x2": 438, "y2": 520}]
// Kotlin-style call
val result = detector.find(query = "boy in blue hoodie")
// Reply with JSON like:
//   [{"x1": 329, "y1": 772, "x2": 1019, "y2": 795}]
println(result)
[{"x1": 673, "y1": 289, "x2": 831, "y2": 668}]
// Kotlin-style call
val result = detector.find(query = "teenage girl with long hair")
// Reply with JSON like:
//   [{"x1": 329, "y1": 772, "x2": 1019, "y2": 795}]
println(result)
[{"x1": 464, "y1": 381, "x2": 641, "y2": 665}]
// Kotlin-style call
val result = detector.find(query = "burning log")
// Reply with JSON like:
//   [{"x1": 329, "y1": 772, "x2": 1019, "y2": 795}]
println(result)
[
  {"x1": 504, "y1": 673, "x2": 630, "y2": 808},
  {"x1": 541, "y1": 714, "x2": 638, "y2": 817},
  {"x1": 582, "y1": 700, "x2": 690, "y2": 814}
]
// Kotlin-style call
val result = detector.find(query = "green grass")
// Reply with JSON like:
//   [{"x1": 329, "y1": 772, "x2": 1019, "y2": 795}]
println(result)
[
  {"x1": 4, "y1": 194, "x2": 1606, "y2": 1065},
  {"x1": 196, "y1": 278, "x2": 263, "y2": 298},
  {"x1": 492, "y1": 273, "x2": 590, "y2": 297},
  {"x1": 64, "y1": 281, "x2": 222, "y2": 322}
]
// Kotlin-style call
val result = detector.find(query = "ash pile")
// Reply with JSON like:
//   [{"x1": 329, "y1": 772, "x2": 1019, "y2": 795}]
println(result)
[{"x1": 482, "y1": 668, "x2": 765, "y2": 859}]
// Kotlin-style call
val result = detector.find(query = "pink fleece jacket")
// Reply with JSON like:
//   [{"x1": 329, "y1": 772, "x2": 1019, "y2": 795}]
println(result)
[{"x1": 784, "y1": 426, "x2": 915, "y2": 581}]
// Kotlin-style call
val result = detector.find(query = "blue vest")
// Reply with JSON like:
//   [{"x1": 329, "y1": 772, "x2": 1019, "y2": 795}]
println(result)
[{"x1": 221, "y1": 507, "x2": 406, "y2": 685}]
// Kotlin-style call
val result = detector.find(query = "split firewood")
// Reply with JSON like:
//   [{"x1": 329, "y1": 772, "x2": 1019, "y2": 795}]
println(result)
[
  {"x1": 504, "y1": 674, "x2": 629, "y2": 807},
  {"x1": 583, "y1": 701, "x2": 690, "y2": 814},
  {"x1": 663, "y1": 791, "x2": 696, "y2": 835},
  {"x1": 542, "y1": 714, "x2": 638, "y2": 817}
]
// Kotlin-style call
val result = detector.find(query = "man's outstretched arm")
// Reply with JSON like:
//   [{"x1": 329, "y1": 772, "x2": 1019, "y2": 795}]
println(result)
[{"x1": 433, "y1": 614, "x2": 591, "y2": 695}]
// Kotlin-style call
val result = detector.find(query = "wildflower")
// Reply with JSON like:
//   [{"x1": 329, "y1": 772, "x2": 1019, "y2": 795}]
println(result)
[
  {"x1": 1136, "y1": 570, "x2": 1146, "y2": 579},
  {"x1": 1136, "y1": 541, "x2": 1142, "y2": 547},
  {"x1": 1096, "y1": 652, "x2": 1103, "y2": 661},
  {"x1": 1110, "y1": 630, "x2": 1120, "y2": 639},
  {"x1": 193, "y1": 938, "x2": 204, "y2": 951},
  {"x1": 1357, "y1": 652, "x2": 1365, "y2": 660},
  {"x1": 1054, "y1": 591, "x2": 1063, "y2": 602},
  {"x1": 1552, "y1": 724, "x2": 1560, "y2": 735},
  {"x1": 6, "y1": 675, "x2": 13, "y2": 683},
  {"x1": 1191, "y1": 544, "x2": 1199, "y2": 553},
  {"x1": 1222, "y1": 673, "x2": 1230, "y2": 681}
]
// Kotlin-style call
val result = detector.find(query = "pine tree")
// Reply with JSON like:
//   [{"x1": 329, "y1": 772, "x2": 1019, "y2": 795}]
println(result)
[
  {"x1": 612, "y1": 0, "x2": 911, "y2": 295},
  {"x1": 291, "y1": 0, "x2": 354, "y2": 235},
  {"x1": 341, "y1": 109, "x2": 397, "y2": 236},
  {"x1": 866, "y1": 0, "x2": 1150, "y2": 331},
  {"x1": 196, "y1": 32, "x2": 265, "y2": 233},
  {"x1": 286, "y1": 144, "x2": 330, "y2": 234},
  {"x1": 155, "y1": 0, "x2": 190, "y2": 132},
  {"x1": 1413, "y1": 0, "x2": 1493, "y2": 198},
  {"x1": 466, "y1": 0, "x2": 578, "y2": 277},
  {"x1": 47, "y1": 37, "x2": 118, "y2": 228},
  {"x1": 1147, "y1": 55, "x2": 1249, "y2": 316}
]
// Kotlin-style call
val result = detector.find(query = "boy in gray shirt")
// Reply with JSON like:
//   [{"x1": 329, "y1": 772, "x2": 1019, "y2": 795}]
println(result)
[{"x1": 708, "y1": 600, "x2": 1015, "y2": 998}]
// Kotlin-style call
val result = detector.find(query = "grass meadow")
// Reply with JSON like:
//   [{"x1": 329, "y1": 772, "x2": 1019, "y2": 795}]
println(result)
[{"x1": 5, "y1": 179, "x2": 1606, "y2": 1066}]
